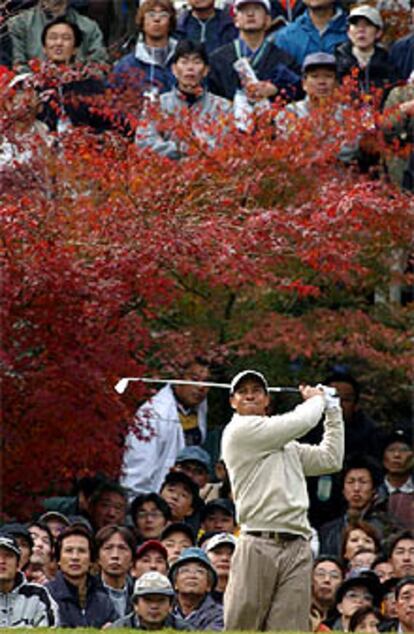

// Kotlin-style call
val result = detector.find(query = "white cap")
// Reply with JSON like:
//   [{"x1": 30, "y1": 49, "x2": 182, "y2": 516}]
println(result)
[
  {"x1": 348, "y1": 5, "x2": 383, "y2": 29},
  {"x1": 204, "y1": 532, "x2": 237, "y2": 553},
  {"x1": 230, "y1": 370, "x2": 269, "y2": 395},
  {"x1": 234, "y1": 0, "x2": 271, "y2": 13},
  {"x1": 133, "y1": 572, "x2": 175, "y2": 598}
]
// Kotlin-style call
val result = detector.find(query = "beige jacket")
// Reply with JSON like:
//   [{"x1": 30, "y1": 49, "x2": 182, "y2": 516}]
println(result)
[{"x1": 221, "y1": 396, "x2": 344, "y2": 538}]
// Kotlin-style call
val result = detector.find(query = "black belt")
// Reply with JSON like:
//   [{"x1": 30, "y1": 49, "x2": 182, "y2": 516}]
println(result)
[{"x1": 245, "y1": 531, "x2": 302, "y2": 542}]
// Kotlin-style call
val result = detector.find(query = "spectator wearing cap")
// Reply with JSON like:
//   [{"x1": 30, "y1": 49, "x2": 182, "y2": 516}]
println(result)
[
  {"x1": 334, "y1": 6, "x2": 399, "y2": 97},
  {"x1": 161, "y1": 523, "x2": 196, "y2": 566},
  {"x1": 204, "y1": 533, "x2": 237, "y2": 603},
  {"x1": 39, "y1": 511, "x2": 71, "y2": 539},
  {"x1": 89, "y1": 481, "x2": 128, "y2": 532},
  {"x1": 201, "y1": 499, "x2": 237, "y2": 534},
  {"x1": 332, "y1": 572, "x2": 382, "y2": 631},
  {"x1": 173, "y1": 446, "x2": 212, "y2": 493},
  {"x1": 112, "y1": 0, "x2": 177, "y2": 97},
  {"x1": 221, "y1": 370, "x2": 343, "y2": 631},
  {"x1": 160, "y1": 471, "x2": 204, "y2": 533},
  {"x1": 8, "y1": 0, "x2": 107, "y2": 73},
  {"x1": 0, "y1": 534, "x2": 59, "y2": 627},
  {"x1": 388, "y1": 531, "x2": 414, "y2": 579},
  {"x1": 133, "y1": 540, "x2": 169, "y2": 579},
  {"x1": 175, "y1": 0, "x2": 238, "y2": 56},
  {"x1": 110, "y1": 571, "x2": 191, "y2": 629},
  {"x1": 26, "y1": 521, "x2": 55, "y2": 584},
  {"x1": 131, "y1": 493, "x2": 172, "y2": 543},
  {"x1": 319, "y1": 455, "x2": 402, "y2": 557},
  {"x1": 169, "y1": 547, "x2": 224, "y2": 630},
  {"x1": 0, "y1": 523, "x2": 33, "y2": 571},
  {"x1": 208, "y1": 0, "x2": 300, "y2": 102},
  {"x1": 46, "y1": 525, "x2": 118, "y2": 627},
  {"x1": 96, "y1": 525, "x2": 136, "y2": 618},
  {"x1": 311, "y1": 556, "x2": 344, "y2": 626},
  {"x1": 271, "y1": 0, "x2": 347, "y2": 67},
  {"x1": 376, "y1": 428, "x2": 413, "y2": 529}
]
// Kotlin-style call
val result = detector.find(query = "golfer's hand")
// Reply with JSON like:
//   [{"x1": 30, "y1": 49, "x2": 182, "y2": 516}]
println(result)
[{"x1": 299, "y1": 384, "x2": 324, "y2": 400}]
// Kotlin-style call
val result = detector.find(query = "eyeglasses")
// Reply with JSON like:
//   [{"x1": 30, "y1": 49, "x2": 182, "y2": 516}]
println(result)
[
  {"x1": 136, "y1": 511, "x2": 164, "y2": 520},
  {"x1": 314, "y1": 569, "x2": 342, "y2": 580},
  {"x1": 177, "y1": 565, "x2": 208, "y2": 576},
  {"x1": 344, "y1": 591, "x2": 373, "y2": 602},
  {"x1": 146, "y1": 10, "x2": 170, "y2": 19}
]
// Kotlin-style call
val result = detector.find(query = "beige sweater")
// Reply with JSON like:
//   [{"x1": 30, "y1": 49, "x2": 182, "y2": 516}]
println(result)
[{"x1": 221, "y1": 396, "x2": 344, "y2": 538}]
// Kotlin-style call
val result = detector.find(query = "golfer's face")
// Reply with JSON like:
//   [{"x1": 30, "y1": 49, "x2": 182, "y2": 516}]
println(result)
[{"x1": 230, "y1": 379, "x2": 269, "y2": 416}]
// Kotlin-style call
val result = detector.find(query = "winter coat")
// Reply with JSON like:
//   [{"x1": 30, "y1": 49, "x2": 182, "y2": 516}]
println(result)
[
  {"x1": 112, "y1": 37, "x2": 177, "y2": 95},
  {"x1": 383, "y1": 83, "x2": 414, "y2": 192},
  {"x1": 273, "y1": 7, "x2": 348, "y2": 66},
  {"x1": 46, "y1": 571, "x2": 118, "y2": 628},
  {"x1": 172, "y1": 593, "x2": 224, "y2": 631},
  {"x1": 8, "y1": 5, "x2": 108, "y2": 70},
  {"x1": 335, "y1": 41, "x2": 399, "y2": 97},
  {"x1": 120, "y1": 384, "x2": 208, "y2": 499},
  {"x1": 175, "y1": 8, "x2": 238, "y2": 55},
  {"x1": 389, "y1": 33, "x2": 414, "y2": 81},
  {"x1": 208, "y1": 38, "x2": 300, "y2": 100},
  {"x1": 0, "y1": 571, "x2": 59, "y2": 628}
]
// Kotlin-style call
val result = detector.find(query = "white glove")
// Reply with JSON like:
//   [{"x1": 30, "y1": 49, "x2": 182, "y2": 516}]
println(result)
[{"x1": 316, "y1": 384, "x2": 341, "y2": 410}]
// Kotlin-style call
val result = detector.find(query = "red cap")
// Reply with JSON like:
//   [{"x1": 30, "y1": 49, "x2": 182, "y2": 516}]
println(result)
[{"x1": 136, "y1": 539, "x2": 168, "y2": 560}]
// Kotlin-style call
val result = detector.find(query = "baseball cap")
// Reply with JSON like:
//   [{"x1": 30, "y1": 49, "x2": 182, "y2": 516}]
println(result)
[
  {"x1": 348, "y1": 5, "x2": 383, "y2": 29},
  {"x1": 302, "y1": 52, "x2": 337, "y2": 74},
  {"x1": 136, "y1": 539, "x2": 168, "y2": 560},
  {"x1": 39, "y1": 511, "x2": 71, "y2": 527},
  {"x1": 0, "y1": 523, "x2": 33, "y2": 548},
  {"x1": 382, "y1": 427, "x2": 412, "y2": 453},
  {"x1": 133, "y1": 571, "x2": 175, "y2": 598},
  {"x1": 335, "y1": 572, "x2": 382, "y2": 606},
  {"x1": 169, "y1": 546, "x2": 218, "y2": 587},
  {"x1": 234, "y1": 0, "x2": 271, "y2": 13},
  {"x1": 0, "y1": 535, "x2": 21, "y2": 558},
  {"x1": 202, "y1": 498, "x2": 236, "y2": 521},
  {"x1": 161, "y1": 471, "x2": 201, "y2": 508},
  {"x1": 204, "y1": 532, "x2": 237, "y2": 553},
  {"x1": 161, "y1": 522, "x2": 196, "y2": 545},
  {"x1": 230, "y1": 370, "x2": 269, "y2": 395},
  {"x1": 175, "y1": 446, "x2": 211, "y2": 471}
]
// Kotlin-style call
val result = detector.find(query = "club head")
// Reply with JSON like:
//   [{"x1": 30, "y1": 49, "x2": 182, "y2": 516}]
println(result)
[{"x1": 115, "y1": 378, "x2": 129, "y2": 394}]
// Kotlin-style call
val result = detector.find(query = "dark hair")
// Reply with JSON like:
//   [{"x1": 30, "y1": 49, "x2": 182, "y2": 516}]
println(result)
[
  {"x1": 340, "y1": 521, "x2": 381, "y2": 563},
  {"x1": 136, "y1": 0, "x2": 176, "y2": 35},
  {"x1": 371, "y1": 553, "x2": 389, "y2": 569},
  {"x1": 313, "y1": 555, "x2": 345, "y2": 576},
  {"x1": 89, "y1": 481, "x2": 128, "y2": 506},
  {"x1": 395, "y1": 576, "x2": 414, "y2": 599},
  {"x1": 387, "y1": 530, "x2": 414, "y2": 558},
  {"x1": 28, "y1": 521, "x2": 54, "y2": 549},
  {"x1": 349, "y1": 606, "x2": 382, "y2": 631},
  {"x1": 342, "y1": 454, "x2": 382, "y2": 489},
  {"x1": 130, "y1": 493, "x2": 172, "y2": 526},
  {"x1": 325, "y1": 371, "x2": 360, "y2": 401},
  {"x1": 41, "y1": 17, "x2": 83, "y2": 48},
  {"x1": 172, "y1": 40, "x2": 209, "y2": 66},
  {"x1": 55, "y1": 525, "x2": 96, "y2": 562},
  {"x1": 96, "y1": 525, "x2": 137, "y2": 558}
]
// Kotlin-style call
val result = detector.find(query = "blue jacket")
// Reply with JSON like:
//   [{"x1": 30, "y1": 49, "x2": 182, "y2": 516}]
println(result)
[
  {"x1": 389, "y1": 33, "x2": 414, "y2": 81},
  {"x1": 175, "y1": 8, "x2": 238, "y2": 56},
  {"x1": 112, "y1": 38, "x2": 177, "y2": 95},
  {"x1": 272, "y1": 7, "x2": 348, "y2": 66},
  {"x1": 172, "y1": 593, "x2": 223, "y2": 631},
  {"x1": 46, "y1": 571, "x2": 118, "y2": 628}
]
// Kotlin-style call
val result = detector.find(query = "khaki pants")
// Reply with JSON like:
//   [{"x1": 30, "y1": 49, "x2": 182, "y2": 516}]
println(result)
[{"x1": 224, "y1": 533, "x2": 313, "y2": 631}]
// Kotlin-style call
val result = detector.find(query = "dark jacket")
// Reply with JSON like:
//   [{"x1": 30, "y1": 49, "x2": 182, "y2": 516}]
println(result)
[
  {"x1": 175, "y1": 8, "x2": 238, "y2": 56},
  {"x1": 110, "y1": 610, "x2": 193, "y2": 629},
  {"x1": 335, "y1": 41, "x2": 399, "y2": 97},
  {"x1": 269, "y1": 0, "x2": 305, "y2": 24},
  {"x1": 46, "y1": 571, "x2": 118, "y2": 628},
  {"x1": 172, "y1": 593, "x2": 223, "y2": 631},
  {"x1": 389, "y1": 33, "x2": 414, "y2": 81},
  {"x1": 208, "y1": 38, "x2": 300, "y2": 101}
]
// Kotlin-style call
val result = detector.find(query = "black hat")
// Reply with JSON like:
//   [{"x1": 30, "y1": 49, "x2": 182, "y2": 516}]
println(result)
[
  {"x1": 335, "y1": 572, "x2": 382, "y2": 606},
  {"x1": 160, "y1": 522, "x2": 196, "y2": 544},
  {"x1": 202, "y1": 498, "x2": 235, "y2": 521},
  {"x1": 161, "y1": 471, "x2": 201, "y2": 508},
  {"x1": 0, "y1": 535, "x2": 21, "y2": 558},
  {"x1": 382, "y1": 427, "x2": 412, "y2": 453},
  {"x1": 0, "y1": 523, "x2": 33, "y2": 549}
]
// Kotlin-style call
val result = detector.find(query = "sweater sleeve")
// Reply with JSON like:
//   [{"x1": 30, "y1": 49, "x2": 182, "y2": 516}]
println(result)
[{"x1": 296, "y1": 406, "x2": 344, "y2": 476}]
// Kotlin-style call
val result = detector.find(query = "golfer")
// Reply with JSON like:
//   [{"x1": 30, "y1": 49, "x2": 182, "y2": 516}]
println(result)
[{"x1": 221, "y1": 370, "x2": 344, "y2": 631}]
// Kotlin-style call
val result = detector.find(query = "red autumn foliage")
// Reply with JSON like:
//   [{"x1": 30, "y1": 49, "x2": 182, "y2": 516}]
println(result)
[{"x1": 1, "y1": 75, "x2": 413, "y2": 519}]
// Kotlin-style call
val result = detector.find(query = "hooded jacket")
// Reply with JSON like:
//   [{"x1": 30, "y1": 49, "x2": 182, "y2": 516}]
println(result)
[
  {"x1": 0, "y1": 571, "x2": 59, "y2": 628},
  {"x1": 175, "y1": 8, "x2": 238, "y2": 55},
  {"x1": 273, "y1": 7, "x2": 348, "y2": 65}
]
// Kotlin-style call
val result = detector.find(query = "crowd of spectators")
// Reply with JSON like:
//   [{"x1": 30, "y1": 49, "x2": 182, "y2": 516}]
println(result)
[
  {"x1": 1, "y1": 0, "x2": 414, "y2": 186},
  {"x1": 0, "y1": 365, "x2": 413, "y2": 630}
]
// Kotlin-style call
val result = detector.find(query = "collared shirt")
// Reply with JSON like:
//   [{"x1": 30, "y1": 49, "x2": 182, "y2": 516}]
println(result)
[{"x1": 384, "y1": 475, "x2": 414, "y2": 494}]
